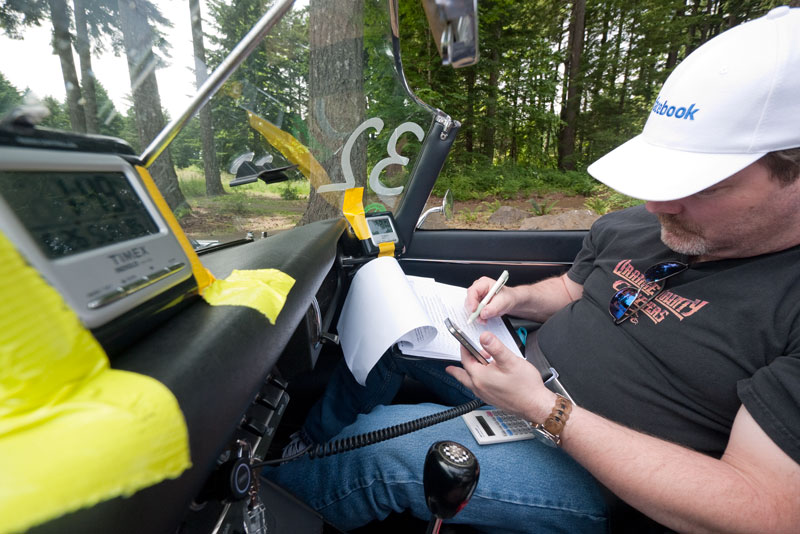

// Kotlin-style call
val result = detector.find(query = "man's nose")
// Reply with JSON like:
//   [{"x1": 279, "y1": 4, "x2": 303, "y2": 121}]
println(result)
[{"x1": 645, "y1": 200, "x2": 683, "y2": 215}]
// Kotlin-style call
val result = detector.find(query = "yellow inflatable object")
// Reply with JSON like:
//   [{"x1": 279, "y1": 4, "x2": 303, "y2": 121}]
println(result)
[{"x1": 0, "y1": 232, "x2": 191, "y2": 534}]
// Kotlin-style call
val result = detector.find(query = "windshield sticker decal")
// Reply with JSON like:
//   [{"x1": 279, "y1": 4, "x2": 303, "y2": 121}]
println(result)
[
  {"x1": 318, "y1": 117, "x2": 425, "y2": 196},
  {"x1": 368, "y1": 121, "x2": 425, "y2": 196}
]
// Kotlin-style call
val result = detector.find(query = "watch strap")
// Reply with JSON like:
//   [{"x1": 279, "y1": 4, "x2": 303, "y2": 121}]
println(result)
[{"x1": 534, "y1": 394, "x2": 572, "y2": 446}]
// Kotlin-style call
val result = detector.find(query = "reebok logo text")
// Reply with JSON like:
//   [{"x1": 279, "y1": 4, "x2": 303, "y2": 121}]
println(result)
[{"x1": 651, "y1": 97, "x2": 699, "y2": 120}]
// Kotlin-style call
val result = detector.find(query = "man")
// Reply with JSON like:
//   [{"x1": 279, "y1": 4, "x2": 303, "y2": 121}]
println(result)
[{"x1": 265, "y1": 7, "x2": 800, "y2": 532}]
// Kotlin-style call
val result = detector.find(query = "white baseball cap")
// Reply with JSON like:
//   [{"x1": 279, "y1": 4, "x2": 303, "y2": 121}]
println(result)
[{"x1": 587, "y1": 6, "x2": 800, "y2": 201}]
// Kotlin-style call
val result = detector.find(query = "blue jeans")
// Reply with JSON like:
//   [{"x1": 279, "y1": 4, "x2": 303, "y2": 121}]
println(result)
[
  {"x1": 263, "y1": 403, "x2": 608, "y2": 533},
  {"x1": 301, "y1": 352, "x2": 477, "y2": 443}
]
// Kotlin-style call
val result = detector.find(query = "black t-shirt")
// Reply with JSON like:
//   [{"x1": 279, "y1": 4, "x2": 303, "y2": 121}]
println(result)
[{"x1": 537, "y1": 205, "x2": 800, "y2": 463}]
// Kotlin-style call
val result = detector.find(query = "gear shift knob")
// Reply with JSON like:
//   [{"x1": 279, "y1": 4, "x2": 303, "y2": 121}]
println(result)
[{"x1": 423, "y1": 441, "x2": 479, "y2": 532}]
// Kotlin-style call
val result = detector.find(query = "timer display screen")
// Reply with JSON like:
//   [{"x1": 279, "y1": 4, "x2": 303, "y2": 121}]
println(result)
[
  {"x1": 0, "y1": 171, "x2": 159, "y2": 258},
  {"x1": 367, "y1": 215, "x2": 394, "y2": 237}
]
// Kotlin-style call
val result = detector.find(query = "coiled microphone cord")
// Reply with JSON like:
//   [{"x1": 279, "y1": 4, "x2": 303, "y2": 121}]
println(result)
[{"x1": 256, "y1": 398, "x2": 484, "y2": 467}]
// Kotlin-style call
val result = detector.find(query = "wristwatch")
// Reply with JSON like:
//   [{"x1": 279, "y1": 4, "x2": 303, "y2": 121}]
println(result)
[{"x1": 533, "y1": 394, "x2": 572, "y2": 447}]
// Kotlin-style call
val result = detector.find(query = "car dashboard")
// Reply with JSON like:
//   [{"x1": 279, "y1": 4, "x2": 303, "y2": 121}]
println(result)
[{"x1": 28, "y1": 215, "x2": 348, "y2": 534}]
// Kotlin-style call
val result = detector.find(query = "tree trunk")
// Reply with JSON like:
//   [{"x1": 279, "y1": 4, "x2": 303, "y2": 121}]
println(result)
[
  {"x1": 464, "y1": 67, "x2": 476, "y2": 159},
  {"x1": 73, "y1": 0, "x2": 97, "y2": 133},
  {"x1": 117, "y1": 0, "x2": 187, "y2": 212},
  {"x1": 300, "y1": 0, "x2": 365, "y2": 225},
  {"x1": 617, "y1": 10, "x2": 636, "y2": 117},
  {"x1": 509, "y1": 63, "x2": 520, "y2": 163},
  {"x1": 189, "y1": 0, "x2": 224, "y2": 196},
  {"x1": 49, "y1": 0, "x2": 87, "y2": 133},
  {"x1": 480, "y1": 22, "x2": 502, "y2": 161},
  {"x1": 666, "y1": 1, "x2": 687, "y2": 70},
  {"x1": 557, "y1": 0, "x2": 585, "y2": 171}
]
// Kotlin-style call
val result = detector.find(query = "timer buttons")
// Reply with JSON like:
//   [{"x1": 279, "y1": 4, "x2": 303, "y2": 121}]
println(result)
[
  {"x1": 87, "y1": 288, "x2": 126, "y2": 309},
  {"x1": 87, "y1": 262, "x2": 185, "y2": 310}
]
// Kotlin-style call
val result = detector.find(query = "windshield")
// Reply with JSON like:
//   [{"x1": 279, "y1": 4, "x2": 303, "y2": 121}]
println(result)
[{"x1": 0, "y1": 0, "x2": 436, "y2": 244}]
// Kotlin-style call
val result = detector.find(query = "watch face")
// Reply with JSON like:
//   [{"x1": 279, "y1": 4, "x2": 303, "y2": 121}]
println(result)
[{"x1": 531, "y1": 427, "x2": 559, "y2": 447}]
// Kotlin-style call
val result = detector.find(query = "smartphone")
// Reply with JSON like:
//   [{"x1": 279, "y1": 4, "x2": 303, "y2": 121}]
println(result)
[{"x1": 444, "y1": 317, "x2": 490, "y2": 365}]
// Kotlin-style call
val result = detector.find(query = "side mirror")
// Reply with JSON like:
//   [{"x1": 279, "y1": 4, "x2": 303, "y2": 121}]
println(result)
[
  {"x1": 422, "y1": 0, "x2": 479, "y2": 68},
  {"x1": 417, "y1": 189, "x2": 454, "y2": 229}
]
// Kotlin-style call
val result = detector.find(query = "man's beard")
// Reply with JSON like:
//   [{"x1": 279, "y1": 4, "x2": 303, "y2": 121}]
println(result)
[{"x1": 657, "y1": 214, "x2": 709, "y2": 256}]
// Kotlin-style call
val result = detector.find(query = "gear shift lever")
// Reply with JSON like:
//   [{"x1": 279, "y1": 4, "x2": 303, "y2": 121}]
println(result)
[{"x1": 423, "y1": 441, "x2": 480, "y2": 534}]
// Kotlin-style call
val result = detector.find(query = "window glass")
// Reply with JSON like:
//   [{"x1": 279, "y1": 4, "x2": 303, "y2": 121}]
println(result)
[{"x1": 0, "y1": 0, "x2": 435, "y2": 246}]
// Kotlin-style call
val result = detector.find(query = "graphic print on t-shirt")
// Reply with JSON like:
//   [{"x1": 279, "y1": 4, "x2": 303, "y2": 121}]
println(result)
[{"x1": 613, "y1": 259, "x2": 708, "y2": 324}]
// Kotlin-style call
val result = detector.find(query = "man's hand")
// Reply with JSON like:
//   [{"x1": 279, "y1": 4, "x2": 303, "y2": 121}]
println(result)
[
  {"x1": 446, "y1": 332, "x2": 555, "y2": 423},
  {"x1": 465, "y1": 273, "x2": 583, "y2": 324},
  {"x1": 465, "y1": 277, "x2": 518, "y2": 324}
]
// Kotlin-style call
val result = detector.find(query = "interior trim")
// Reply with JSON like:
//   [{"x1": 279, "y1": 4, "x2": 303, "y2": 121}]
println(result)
[{"x1": 401, "y1": 258, "x2": 572, "y2": 267}]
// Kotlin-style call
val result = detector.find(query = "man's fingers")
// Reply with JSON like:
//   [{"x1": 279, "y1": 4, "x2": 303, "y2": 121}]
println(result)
[
  {"x1": 465, "y1": 277, "x2": 495, "y2": 311},
  {"x1": 479, "y1": 332, "x2": 514, "y2": 363},
  {"x1": 446, "y1": 364, "x2": 473, "y2": 389}
]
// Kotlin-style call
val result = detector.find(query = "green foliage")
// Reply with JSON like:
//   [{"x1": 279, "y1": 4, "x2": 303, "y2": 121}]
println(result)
[
  {"x1": 530, "y1": 198, "x2": 558, "y2": 216},
  {"x1": 94, "y1": 83, "x2": 129, "y2": 141},
  {"x1": 280, "y1": 182, "x2": 301, "y2": 200},
  {"x1": 0, "y1": 72, "x2": 22, "y2": 117},
  {"x1": 434, "y1": 160, "x2": 598, "y2": 202},
  {"x1": 461, "y1": 208, "x2": 478, "y2": 223},
  {"x1": 206, "y1": 0, "x2": 310, "y2": 173},
  {"x1": 177, "y1": 166, "x2": 208, "y2": 197},
  {"x1": 398, "y1": 0, "x2": 777, "y2": 184},
  {"x1": 583, "y1": 197, "x2": 611, "y2": 215},
  {"x1": 170, "y1": 118, "x2": 203, "y2": 169},
  {"x1": 38, "y1": 96, "x2": 70, "y2": 130},
  {"x1": 584, "y1": 184, "x2": 644, "y2": 214},
  {"x1": 483, "y1": 199, "x2": 501, "y2": 213},
  {"x1": 4, "y1": 0, "x2": 780, "y2": 221}
]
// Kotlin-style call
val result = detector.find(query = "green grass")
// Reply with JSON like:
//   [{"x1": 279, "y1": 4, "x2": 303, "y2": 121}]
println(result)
[
  {"x1": 432, "y1": 161, "x2": 600, "y2": 201},
  {"x1": 582, "y1": 184, "x2": 643, "y2": 214},
  {"x1": 177, "y1": 165, "x2": 311, "y2": 199},
  {"x1": 175, "y1": 163, "x2": 641, "y2": 236},
  {"x1": 175, "y1": 165, "x2": 309, "y2": 237}
]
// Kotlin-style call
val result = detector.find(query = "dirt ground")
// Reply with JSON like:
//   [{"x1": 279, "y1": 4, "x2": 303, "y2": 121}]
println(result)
[
  {"x1": 179, "y1": 192, "x2": 590, "y2": 240},
  {"x1": 436, "y1": 192, "x2": 590, "y2": 230},
  {"x1": 179, "y1": 198, "x2": 307, "y2": 240}
]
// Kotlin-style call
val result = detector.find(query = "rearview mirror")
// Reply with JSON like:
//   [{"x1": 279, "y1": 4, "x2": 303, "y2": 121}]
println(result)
[{"x1": 422, "y1": 0, "x2": 479, "y2": 68}]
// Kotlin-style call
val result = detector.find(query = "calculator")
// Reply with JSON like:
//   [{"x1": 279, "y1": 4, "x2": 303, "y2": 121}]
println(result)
[{"x1": 462, "y1": 408, "x2": 538, "y2": 445}]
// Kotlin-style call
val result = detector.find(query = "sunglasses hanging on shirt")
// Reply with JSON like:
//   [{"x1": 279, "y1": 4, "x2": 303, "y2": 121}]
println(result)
[{"x1": 608, "y1": 261, "x2": 688, "y2": 325}]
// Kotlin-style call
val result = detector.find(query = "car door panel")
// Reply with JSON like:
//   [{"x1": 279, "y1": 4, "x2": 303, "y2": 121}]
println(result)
[{"x1": 401, "y1": 229, "x2": 587, "y2": 288}]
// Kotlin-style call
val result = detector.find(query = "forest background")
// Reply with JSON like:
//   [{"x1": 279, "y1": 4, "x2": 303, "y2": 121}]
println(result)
[{"x1": 1, "y1": 0, "x2": 797, "y2": 228}]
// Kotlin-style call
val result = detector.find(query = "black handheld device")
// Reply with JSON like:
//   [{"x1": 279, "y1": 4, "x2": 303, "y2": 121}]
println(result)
[{"x1": 444, "y1": 318, "x2": 490, "y2": 365}]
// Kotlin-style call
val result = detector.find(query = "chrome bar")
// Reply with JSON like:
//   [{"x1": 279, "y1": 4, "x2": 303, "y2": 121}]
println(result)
[
  {"x1": 139, "y1": 0, "x2": 296, "y2": 167},
  {"x1": 399, "y1": 258, "x2": 573, "y2": 267}
]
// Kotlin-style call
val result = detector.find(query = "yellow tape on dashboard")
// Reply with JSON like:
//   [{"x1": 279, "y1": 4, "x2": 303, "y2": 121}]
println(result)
[
  {"x1": 202, "y1": 269, "x2": 295, "y2": 324},
  {"x1": 135, "y1": 165, "x2": 216, "y2": 293},
  {"x1": 0, "y1": 232, "x2": 190, "y2": 534},
  {"x1": 343, "y1": 187, "x2": 371, "y2": 240},
  {"x1": 378, "y1": 241, "x2": 395, "y2": 257}
]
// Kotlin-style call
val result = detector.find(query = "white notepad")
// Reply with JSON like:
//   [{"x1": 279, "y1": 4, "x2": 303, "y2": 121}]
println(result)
[{"x1": 337, "y1": 256, "x2": 522, "y2": 385}]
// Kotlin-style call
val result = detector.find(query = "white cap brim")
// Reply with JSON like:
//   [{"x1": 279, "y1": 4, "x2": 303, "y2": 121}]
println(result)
[{"x1": 587, "y1": 134, "x2": 765, "y2": 201}]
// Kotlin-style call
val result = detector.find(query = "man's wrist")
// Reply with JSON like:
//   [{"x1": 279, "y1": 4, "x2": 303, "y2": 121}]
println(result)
[
  {"x1": 533, "y1": 394, "x2": 573, "y2": 447},
  {"x1": 528, "y1": 390, "x2": 558, "y2": 424}
]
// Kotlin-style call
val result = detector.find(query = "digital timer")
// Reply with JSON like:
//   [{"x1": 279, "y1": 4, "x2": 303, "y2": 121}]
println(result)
[
  {"x1": 366, "y1": 213, "x2": 400, "y2": 246},
  {"x1": 0, "y1": 146, "x2": 193, "y2": 332},
  {"x1": 0, "y1": 171, "x2": 160, "y2": 259}
]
